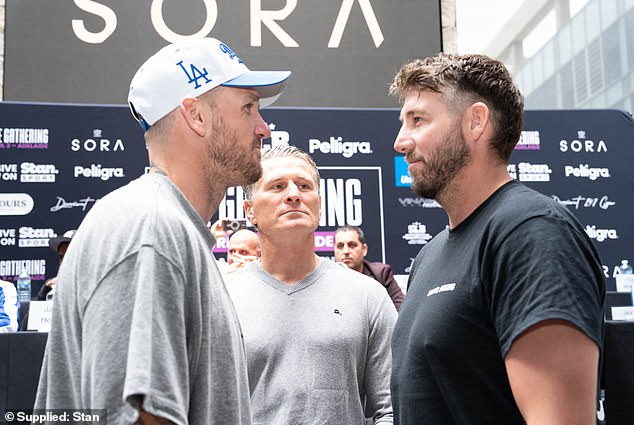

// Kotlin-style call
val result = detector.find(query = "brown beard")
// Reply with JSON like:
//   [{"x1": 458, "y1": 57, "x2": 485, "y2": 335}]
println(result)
[
  {"x1": 410, "y1": 123, "x2": 470, "y2": 200},
  {"x1": 205, "y1": 114, "x2": 263, "y2": 188}
]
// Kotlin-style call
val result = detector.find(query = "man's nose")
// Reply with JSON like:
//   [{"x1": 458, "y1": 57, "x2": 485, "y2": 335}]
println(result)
[
  {"x1": 285, "y1": 183, "x2": 300, "y2": 201},
  {"x1": 394, "y1": 126, "x2": 413, "y2": 153},
  {"x1": 256, "y1": 114, "x2": 271, "y2": 139}
]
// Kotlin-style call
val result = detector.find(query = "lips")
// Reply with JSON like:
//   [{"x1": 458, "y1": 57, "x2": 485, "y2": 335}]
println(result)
[
  {"x1": 405, "y1": 153, "x2": 422, "y2": 165},
  {"x1": 281, "y1": 209, "x2": 305, "y2": 216}
]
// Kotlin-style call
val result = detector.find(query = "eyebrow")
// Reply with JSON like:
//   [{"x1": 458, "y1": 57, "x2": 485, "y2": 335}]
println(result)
[
  {"x1": 399, "y1": 107, "x2": 430, "y2": 123},
  {"x1": 244, "y1": 91, "x2": 260, "y2": 105}
]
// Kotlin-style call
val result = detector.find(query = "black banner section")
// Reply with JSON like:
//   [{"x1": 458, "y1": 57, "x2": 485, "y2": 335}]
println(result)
[
  {"x1": 0, "y1": 102, "x2": 632, "y2": 292},
  {"x1": 3, "y1": 0, "x2": 442, "y2": 108}
]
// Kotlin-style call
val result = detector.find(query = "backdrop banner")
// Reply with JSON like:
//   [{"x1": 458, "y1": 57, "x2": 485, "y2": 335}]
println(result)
[
  {"x1": 0, "y1": 102, "x2": 632, "y2": 294},
  {"x1": 3, "y1": 0, "x2": 442, "y2": 108}
]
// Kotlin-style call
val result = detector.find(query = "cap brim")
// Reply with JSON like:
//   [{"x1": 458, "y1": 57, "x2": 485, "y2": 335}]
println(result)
[
  {"x1": 222, "y1": 71, "x2": 291, "y2": 108},
  {"x1": 49, "y1": 237, "x2": 71, "y2": 253}
]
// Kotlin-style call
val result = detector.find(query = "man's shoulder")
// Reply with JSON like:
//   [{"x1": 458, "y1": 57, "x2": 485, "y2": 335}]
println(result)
[
  {"x1": 484, "y1": 181, "x2": 584, "y2": 235},
  {"x1": 364, "y1": 260, "x2": 393, "y2": 275},
  {"x1": 323, "y1": 259, "x2": 388, "y2": 294}
]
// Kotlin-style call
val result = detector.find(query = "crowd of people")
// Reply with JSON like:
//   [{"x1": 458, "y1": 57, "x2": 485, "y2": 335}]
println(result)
[{"x1": 24, "y1": 37, "x2": 605, "y2": 425}]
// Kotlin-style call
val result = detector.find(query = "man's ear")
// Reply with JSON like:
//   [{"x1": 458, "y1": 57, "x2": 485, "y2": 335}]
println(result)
[
  {"x1": 362, "y1": 243, "x2": 368, "y2": 257},
  {"x1": 464, "y1": 101, "x2": 489, "y2": 142},
  {"x1": 243, "y1": 199, "x2": 257, "y2": 226},
  {"x1": 179, "y1": 97, "x2": 206, "y2": 137}
]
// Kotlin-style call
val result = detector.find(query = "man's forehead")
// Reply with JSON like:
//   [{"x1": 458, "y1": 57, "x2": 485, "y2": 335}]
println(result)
[
  {"x1": 335, "y1": 230, "x2": 360, "y2": 242},
  {"x1": 215, "y1": 85, "x2": 260, "y2": 103},
  {"x1": 262, "y1": 157, "x2": 313, "y2": 178}
]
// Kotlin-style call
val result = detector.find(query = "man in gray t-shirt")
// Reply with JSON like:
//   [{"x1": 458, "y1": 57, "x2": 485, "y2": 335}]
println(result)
[
  {"x1": 227, "y1": 145, "x2": 397, "y2": 425},
  {"x1": 34, "y1": 37, "x2": 291, "y2": 424}
]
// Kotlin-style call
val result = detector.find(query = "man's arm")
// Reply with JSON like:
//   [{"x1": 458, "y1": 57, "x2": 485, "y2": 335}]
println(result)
[
  {"x1": 366, "y1": 262, "x2": 404, "y2": 311},
  {"x1": 505, "y1": 319, "x2": 599, "y2": 425},
  {"x1": 364, "y1": 292, "x2": 397, "y2": 424},
  {"x1": 133, "y1": 410, "x2": 176, "y2": 425},
  {"x1": 380, "y1": 265, "x2": 404, "y2": 311}
]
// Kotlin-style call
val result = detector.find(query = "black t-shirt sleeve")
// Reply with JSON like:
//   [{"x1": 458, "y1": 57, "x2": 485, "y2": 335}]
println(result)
[{"x1": 487, "y1": 215, "x2": 605, "y2": 357}]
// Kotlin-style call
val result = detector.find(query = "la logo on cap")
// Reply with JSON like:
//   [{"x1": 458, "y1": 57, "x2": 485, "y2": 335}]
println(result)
[
  {"x1": 218, "y1": 42, "x2": 243, "y2": 63},
  {"x1": 177, "y1": 61, "x2": 212, "y2": 90}
]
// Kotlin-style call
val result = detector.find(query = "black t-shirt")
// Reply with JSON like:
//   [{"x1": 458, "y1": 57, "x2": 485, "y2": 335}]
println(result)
[{"x1": 391, "y1": 180, "x2": 605, "y2": 424}]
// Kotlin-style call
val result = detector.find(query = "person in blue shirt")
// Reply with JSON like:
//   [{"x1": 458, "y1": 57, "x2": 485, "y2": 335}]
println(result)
[{"x1": 0, "y1": 279, "x2": 19, "y2": 332}]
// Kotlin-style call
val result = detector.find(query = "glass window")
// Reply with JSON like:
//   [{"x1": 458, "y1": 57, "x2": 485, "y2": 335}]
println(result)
[
  {"x1": 600, "y1": 0, "x2": 619, "y2": 28},
  {"x1": 605, "y1": 80, "x2": 623, "y2": 106},
  {"x1": 584, "y1": 1, "x2": 601, "y2": 41},
  {"x1": 542, "y1": 40, "x2": 556, "y2": 77},
  {"x1": 626, "y1": 7, "x2": 634, "y2": 68},
  {"x1": 560, "y1": 62, "x2": 575, "y2": 108},
  {"x1": 573, "y1": 50, "x2": 589, "y2": 103},
  {"x1": 587, "y1": 39, "x2": 603, "y2": 95},
  {"x1": 558, "y1": 25, "x2": 573, "y2": 64},
  {"x1": 571, "y1": 11, "x2": 587, "y2": 53},
  {"x1": 602, "y1": 22, "x2": 622, "y2": 85}
]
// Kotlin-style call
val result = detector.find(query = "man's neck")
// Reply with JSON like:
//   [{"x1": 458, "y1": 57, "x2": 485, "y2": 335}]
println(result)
[
  {"x1": 258, "y1": 234, "x2": 320, "y2": 285},
  {"x1": 439, "y1": 164, "x2": 512, "y2": 229}
]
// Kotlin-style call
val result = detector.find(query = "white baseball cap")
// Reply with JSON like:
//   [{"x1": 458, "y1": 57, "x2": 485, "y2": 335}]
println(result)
[{"x1": 128, "y1": 37, "x2": 291, "y2": 130}]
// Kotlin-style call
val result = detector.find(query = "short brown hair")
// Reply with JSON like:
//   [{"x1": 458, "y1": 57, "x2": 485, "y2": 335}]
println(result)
[
  {"x1": 390, "y1": 53, "x2": 524, "y2": 162},
  {"x1": 243, "y1": 145, "x2": 320, "y2": 200}
]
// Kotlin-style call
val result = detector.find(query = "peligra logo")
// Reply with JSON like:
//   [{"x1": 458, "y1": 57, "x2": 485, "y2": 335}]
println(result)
[
  {"x1": 74, "y1": 164, "x2": 125, "y2": 181},
  {"x1": 309, "y1": 137, "x2": 372, "y2": 158}
]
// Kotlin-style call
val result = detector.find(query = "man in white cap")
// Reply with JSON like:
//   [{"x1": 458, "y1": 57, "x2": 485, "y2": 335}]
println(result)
[{"x1": 35, "y1": 38, "x2": 290, "y2": 425}]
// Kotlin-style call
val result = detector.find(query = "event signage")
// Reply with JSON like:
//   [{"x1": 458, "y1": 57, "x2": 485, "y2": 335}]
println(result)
[
  {"x1": 3, "y1": 0, "x2": 442, "y2": 108},
  {"x1": 0, "y1": 102, "x2": 632, "y2": 294}
]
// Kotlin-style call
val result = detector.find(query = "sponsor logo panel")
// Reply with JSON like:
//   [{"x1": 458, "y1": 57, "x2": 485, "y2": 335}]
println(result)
[
  {"x1": 515, "y1": 130, "x2": 541, "y2": 151},
  {"x1": 314, "y1": 231, "x2": 335, "y2": 252},
  {"x1": 261, "y1": 123, "x2": 290, "y2": 152},
  {"x1": 50, "y1": 196, "x2": 98, "y2": 212},
  {"x1": 1, "y1": 227, "x2": 57, "y2": 248},
  {"x1": 507, "y1": 162, "x2": 552, "y2": 182},
  {"x1": 74, "y1": 164, "x2": 125, "y2": 181},
  {"x1": 20, "y1": 163, "x2": 59, "y2": 183},
  {"x1": 559, "y1": 131, "x2": 608, "y2": 153},
  {"x1": 398, "y1": 197, "x2": 441, "y2": 208},
  {"x1": 0, "y1": 128, "x2": 49, "y2": 149},
  {"x1": 551, "y1": 194, "x2": 615, "y2": 210},
  {"x1": 564, "y1": 164, "x2": 611, "y2": 180},
  {"x1": 0, "y1": 258, "x2": 47, "y2": 281},
  {"x1": 70, "y1": 129, "x2": 125, "y2": 152},
  {"x1": 18, "y1": 227, "x2": 57, "y2": 248},
  {"x1": 394, "y1": 156, "x2": 411, "y2": 187},
  {"x1": 0, "y1": 193, "x2": 34, "y2": 216},
  {"x1": 309, "y1": 137, "x2": 373, "y2": 158},
  {"x1": 1, "y1": 163, "x2": 59, "y2": 183},
  {"x1": 585, "y1": 225, "x2": 619, "y2": 242},
  {"x1": 402, "y1": 222, "x2": 433, "y2": 245}
]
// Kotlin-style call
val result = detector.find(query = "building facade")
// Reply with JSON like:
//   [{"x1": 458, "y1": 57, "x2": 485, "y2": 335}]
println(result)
[{"x1": 486, "y1": 0, "x2": 634, "y2": 113}]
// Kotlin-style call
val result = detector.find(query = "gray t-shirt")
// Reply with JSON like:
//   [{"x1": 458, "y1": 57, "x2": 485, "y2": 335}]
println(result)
[
  {"x1": 227, "y1": 259, "x2": 396, "y2": 425},
  {"x1": 34, "y1": 173, "x2": 252, "y2": 425}
]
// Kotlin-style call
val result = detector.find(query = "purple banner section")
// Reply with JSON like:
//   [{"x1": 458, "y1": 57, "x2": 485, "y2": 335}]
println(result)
[
  {"x1": 314, "y1": 231, "x2": 336, "y2": 252},
  {"x1": 211, "y1": 231, "x2": 336, "y2": 256}
]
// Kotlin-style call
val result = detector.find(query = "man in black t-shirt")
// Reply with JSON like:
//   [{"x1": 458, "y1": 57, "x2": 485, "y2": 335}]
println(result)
[{"x1": 389, "y1": 53, "x2": 605, "y2": 425}]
